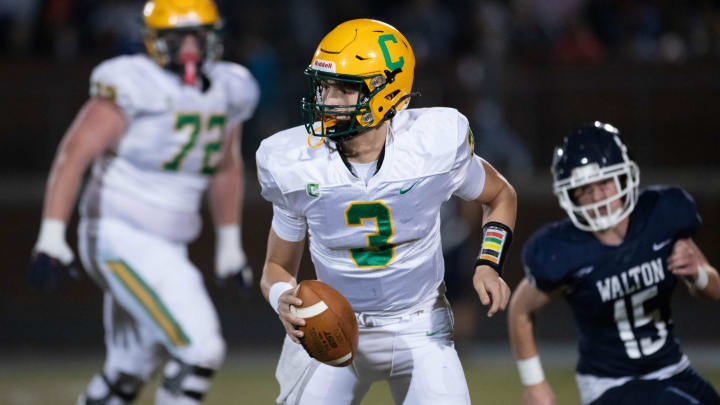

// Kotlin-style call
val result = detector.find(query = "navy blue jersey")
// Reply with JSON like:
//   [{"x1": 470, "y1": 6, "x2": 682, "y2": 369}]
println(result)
[{"x1": 523, "y1": 186, "x2": 702, "y2": 377}]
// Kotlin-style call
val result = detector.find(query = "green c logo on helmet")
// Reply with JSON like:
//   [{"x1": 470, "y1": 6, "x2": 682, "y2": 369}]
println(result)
[{"x1": 378, "y1": 34, "x2": 404, "y2": 70}]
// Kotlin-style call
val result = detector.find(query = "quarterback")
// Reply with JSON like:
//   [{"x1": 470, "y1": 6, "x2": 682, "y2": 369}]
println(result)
[
  {"x1": 257, "y1": 19, "x2": 517, "y2": 404},
  {"x1": 508, "y1": 123, "x2": 720, "y2": 405},
  {"x1": 29, "y1": 0, "x2": 258, "y2": 403}
]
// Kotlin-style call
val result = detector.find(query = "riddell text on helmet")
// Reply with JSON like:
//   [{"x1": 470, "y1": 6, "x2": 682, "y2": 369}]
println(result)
[{"x1": 313, "y1": 59, "x2": 336, "y2": 73}]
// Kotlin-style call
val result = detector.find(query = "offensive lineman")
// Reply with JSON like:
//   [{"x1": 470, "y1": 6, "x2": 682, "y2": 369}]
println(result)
[
  {"x1": 257, "y1": 19, "x2": 517, "y2": 404},
  {"x1": 29, "y1": 1, "x2": 259, "y2": 403},
  {"x1": 508, "y1": 123, "x2": 720, "y2": 405}
]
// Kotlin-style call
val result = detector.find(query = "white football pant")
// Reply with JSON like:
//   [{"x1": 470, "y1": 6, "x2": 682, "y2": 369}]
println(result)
[
  {"x1": 78, "y1": 218, "x2": 225, "y2": 401},
  {"x1": 277, "y1": 294, "x2": 471, "y2": 405}
]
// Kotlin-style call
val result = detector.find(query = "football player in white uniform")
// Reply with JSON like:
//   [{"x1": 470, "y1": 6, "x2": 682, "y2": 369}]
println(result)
[
  {"x1": 29, "y1": 1, "x2": 259, "y2": 404},
  {"x1": 257, "y1": 19, "x2": 517, "y2": 404}
]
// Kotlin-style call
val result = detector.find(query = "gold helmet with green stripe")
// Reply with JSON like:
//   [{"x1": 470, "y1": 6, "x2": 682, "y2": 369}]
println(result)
[
  {"x1": 142, "y1": 0, "x2": 222, "y2": 69},
  {"x1": 302, "y1": 19, "x2": 417, "y2": 139}
]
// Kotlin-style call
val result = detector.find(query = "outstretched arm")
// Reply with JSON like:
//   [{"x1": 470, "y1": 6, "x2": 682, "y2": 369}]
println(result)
[
  {"x1": 472, "y1": 159, "x2": 517, "y2": 317},
  {"x1": 508, "y1": 278, "x2": 557, "y2": 405},
  {"x1": 31, "y1": 97, "x2": 126, "y2": 290},
  {"x1": 260, "y1": 229, "x2": 307, "y2": 343},
  {"x1": 209, "y1": 125, "x2": 244, "y2": 228},
  {"x1": 669, "y1": 238, "x2": 720, "y2": 301},
  {"x1": 208, "y1": 125, "x2": 252, "y2": 286}
]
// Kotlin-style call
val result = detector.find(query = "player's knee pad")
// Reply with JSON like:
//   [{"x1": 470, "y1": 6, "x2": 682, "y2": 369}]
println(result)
[
  {"x1": 78, "y1": 372, "x2": 143, "y2": 405},
  {"x1": 156, "y1": 358, "x2": 217, "y2": 404}
]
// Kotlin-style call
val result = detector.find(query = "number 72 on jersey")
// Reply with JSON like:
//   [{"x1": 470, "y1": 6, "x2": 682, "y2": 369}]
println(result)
[{"x1": 164, "y1": 113, "x2": 226, "y2": 175}]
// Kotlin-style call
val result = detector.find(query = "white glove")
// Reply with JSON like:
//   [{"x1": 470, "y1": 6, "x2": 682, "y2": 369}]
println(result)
[
  {"x1": 215, "y1": 225, "x2": 252, "y2": 286},
  {"x1": 34, "y1": 219, "x2": 74, "y2": 264}
]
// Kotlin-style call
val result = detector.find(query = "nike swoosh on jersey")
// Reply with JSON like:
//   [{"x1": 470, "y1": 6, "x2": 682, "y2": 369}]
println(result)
[
  {"x1": 574, "y1": 265, "x2": 595, "y2": 278},
  {"x1": 399, "y1": 180, "x2": 419, "y2": 194},
  {"x1": 426, "y1": 329, "x2": 444, "y2": 337},
  {"x1": 653, "y1": 238, "x2": 672, "y2": 251}
]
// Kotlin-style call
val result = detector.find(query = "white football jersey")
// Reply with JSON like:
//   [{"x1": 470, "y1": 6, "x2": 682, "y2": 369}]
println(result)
[
  {"x1": 79, "y1": 54, "x2": 259, "y2": 242},
  {"x1": 257, "y1": 108, "x2": 486, "y2": 311}
]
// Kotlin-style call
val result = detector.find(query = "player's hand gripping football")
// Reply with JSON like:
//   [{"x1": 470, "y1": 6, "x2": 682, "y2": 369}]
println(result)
[
  {"x1": 473, "y1": 265, "x2": 510, "y2": 317},
  {"x1": 277, "y1": 288, "x2": 306, "y2": 344},
  {"x1": 523, "y1": 381, "x2": 557, "y2": 405},
  {"x1": 215, "y1": 225, "x2": 253, "y2": 295},
  {"x1": 667, "y1": 238, "x2": 704, "y2": 282},
  {"x1": 30, "y1": 219, "x2": 80, "y2": 291}
]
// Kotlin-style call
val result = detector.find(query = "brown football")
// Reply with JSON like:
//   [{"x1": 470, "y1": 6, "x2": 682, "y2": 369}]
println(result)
[{"x1": 291, "y1": 280, "x2": 359, "y2": 367}]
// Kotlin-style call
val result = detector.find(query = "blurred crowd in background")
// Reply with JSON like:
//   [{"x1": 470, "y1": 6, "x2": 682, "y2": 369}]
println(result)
[
  {"x1": 3, "y1": 0, "x2": 720, "y2": 176},
  {"x1": 5, "y1": 1, "x2": 720, "y2": 65}
]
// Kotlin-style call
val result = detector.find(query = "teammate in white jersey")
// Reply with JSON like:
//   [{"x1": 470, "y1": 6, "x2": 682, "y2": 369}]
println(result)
[
  {"x1": 29, "y1": 1, "x2": 259, "y2": 404},
  {"x1": 257, "y1": 19, "x2": 517, "y2": 404}
]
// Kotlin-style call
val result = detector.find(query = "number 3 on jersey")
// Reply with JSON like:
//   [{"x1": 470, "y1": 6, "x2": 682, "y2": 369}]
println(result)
[{"x1": 345, "y1": 201, "x2": 395, "y2": 268}]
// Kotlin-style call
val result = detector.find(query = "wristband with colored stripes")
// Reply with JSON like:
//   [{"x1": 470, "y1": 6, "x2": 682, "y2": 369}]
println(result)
[{"x1": 475, "y1": 221, "x2": 513, "y2": 277}]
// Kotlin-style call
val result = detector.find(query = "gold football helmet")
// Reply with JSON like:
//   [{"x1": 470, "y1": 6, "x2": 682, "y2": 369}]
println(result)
[
  {"x1": 302, "y1": 19, "x2": 417, "y2": 139},
  {"x1": 143, "y1": 0, "x2": 222, "y2": 68}
]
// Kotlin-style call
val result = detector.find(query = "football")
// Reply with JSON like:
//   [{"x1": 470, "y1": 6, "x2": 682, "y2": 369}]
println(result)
[{"x1": 291, "y1": 280, "x2": 359, "y2": 367}]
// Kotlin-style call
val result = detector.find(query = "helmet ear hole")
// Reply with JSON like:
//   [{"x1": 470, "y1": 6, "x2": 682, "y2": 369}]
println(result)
[{"x1": 385, "y1": 89, "x2": 400, "y2": 101}]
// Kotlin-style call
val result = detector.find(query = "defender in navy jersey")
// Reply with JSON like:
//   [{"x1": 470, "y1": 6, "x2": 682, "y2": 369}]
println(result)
[{"x1": 508, "y1": 122, "x2": 720, "y2": 405}]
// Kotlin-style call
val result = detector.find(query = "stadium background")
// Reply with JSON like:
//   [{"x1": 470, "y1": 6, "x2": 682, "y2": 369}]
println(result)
[{"x1": 1, "y1": 0, "x2": 719, "y2": 403}]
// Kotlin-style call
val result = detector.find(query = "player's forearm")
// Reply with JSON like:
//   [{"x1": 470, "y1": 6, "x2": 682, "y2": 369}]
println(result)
[
  {"x1": 482, "y1": 181, "x2": 517, "y2": 231},
  {"x1": 471, "y1": 171, "x2": 516, "y2": 280},
  {"x1": 509, "y1": 287, "x2": 552, "y2": 388},
  {"x1": 42, "y1": 150, "x2": 92, "y2": 222},
  {"x1": 260, "y1": 229, "x2": 305, "y2": 301},
  {"x1": 209, "y1": 124, "x2": 244, "y2": 227},
  {"x1": 208, "y1": 157, "x2": 243, "y2": 227},
  {"x1": 508, "y1": 279, "x2": 552, "y2": 359},
  {"x1": 260, "y1": 262, "x2": 298, "y2": 302},
  {"x1": 509, "y1": 301, "x2": 540, "y2": 360},
  {"x1": 475, "y1": 160, "x2": 517, "y2": 230}
]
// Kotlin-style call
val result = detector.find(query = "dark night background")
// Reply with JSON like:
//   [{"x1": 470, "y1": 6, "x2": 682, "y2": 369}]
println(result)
[{"x1": 1, "y1": 0, "x2": 718, "y2": 362}]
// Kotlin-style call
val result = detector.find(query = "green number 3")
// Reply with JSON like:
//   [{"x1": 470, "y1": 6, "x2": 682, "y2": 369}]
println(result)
[
  {"x1": 345, "y1": 201, "x2": 395, "y2": 268},
  {"x1": 164, "y1": 113, "x2": 226, "y2": 174}
]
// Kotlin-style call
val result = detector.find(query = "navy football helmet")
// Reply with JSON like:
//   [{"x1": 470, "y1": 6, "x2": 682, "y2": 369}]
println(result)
[{"x1": 551, "y1": 121, "x2": 640, "y2": 231}]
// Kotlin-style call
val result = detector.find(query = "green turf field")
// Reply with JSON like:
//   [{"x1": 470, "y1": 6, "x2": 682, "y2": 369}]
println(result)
[{"x1": 2, "y1": 346, "x2": 719, "y2": 404}]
